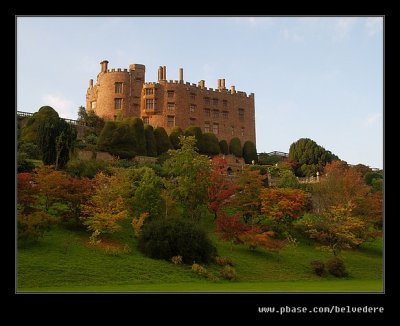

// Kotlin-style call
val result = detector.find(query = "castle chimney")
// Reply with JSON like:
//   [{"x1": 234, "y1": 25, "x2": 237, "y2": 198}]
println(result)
[
  {"x1": 89, "y1": 79, "x2": 93, "y2": 87},
  {"x1": 222, "y1": 79, "x2": 226, "y2": 89},
  {"x1": 198, "y1": 80, "x2": 205, "y2": 89},
  {"x1": 158, "y1": 66, "x2": 163, "y2": 81},
  {"x1": 100, "y1": 60, "x2": 109, "y2": 73},
  {"x1": 163, "y1": 66, "x2": 167, "y2": 80},
  {"x1": 217, "y1": 79, "x2": 221, "y2": 90},
  {"x1": 179, "y1": 68, "x2": 183, "y2": 83},
  {"x1": 230, "y1": 85, "x2": 236, "y2": 94}
]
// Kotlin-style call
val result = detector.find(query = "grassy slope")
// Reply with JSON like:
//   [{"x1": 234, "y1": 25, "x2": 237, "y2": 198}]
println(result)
[{"x1": 17, "y1": 217, "x2": 383, "y2": 292}]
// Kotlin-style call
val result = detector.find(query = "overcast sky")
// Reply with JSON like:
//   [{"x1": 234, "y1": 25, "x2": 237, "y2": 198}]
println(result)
[{"x1": 17, "y1": 16, "x2": 383, "y2": 168}]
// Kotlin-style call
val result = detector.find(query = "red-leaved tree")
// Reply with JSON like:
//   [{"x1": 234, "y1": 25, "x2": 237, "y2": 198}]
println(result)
[{"x1": 208, "y1": 156, "x2": 236, "y2": 219}]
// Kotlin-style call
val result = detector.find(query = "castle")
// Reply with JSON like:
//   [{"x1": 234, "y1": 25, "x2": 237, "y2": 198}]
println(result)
[{"x1": 86, "y1": 60, "x2": 256, "y2": 145}]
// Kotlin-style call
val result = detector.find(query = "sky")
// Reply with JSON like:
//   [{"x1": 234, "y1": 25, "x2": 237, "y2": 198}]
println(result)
[{"x1": 17, "y1": 16, "x2": 383, "y2": 168}]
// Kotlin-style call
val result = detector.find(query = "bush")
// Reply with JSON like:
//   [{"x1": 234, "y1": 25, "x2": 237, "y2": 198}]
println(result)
[
  {"x1": 144, "y1": 125, "x2": 157, "y2": 157},
  {"x1": 219, "y1": 140, "x2": 229, "y2": 155},
  {"x1": 154, "y1": 127, "x2": 172, "y2": 155},
  {"x1": 220, "y1": 266, "x2": 237, "y2": 280},
  {"x1": 65, "y1": 158, "x2": 109, "y2": 178},
  {"x1": 169, "y1": 127, "x2": 183, "y2": 149},
  {"x1": 138, "y1": 218, "x2": 217, "y2": 264},
  {"x1": 17, "y1": 152, "x2": 35, "y2": 173},
  {"x1": 192, "y1": 263, "x2": 219, "y2": 281},
  {"x1": 229, "y1": 137, "x2": 242, "y2": 157},
  {"x1": 171, "y1": 255, "x2": 183, "y2": 265},
  {"x1": 18, "y1": 211, "x2": 56, "y2": 243},
  {"x1": 326, "y1": 257, "x2": 348, "y2": 278},
  {"x1": 214, "y1": 256, "x2": 234, "y2": 266},
  {"x1": 184, "y1": 126, "x2": 204, "y2": 153},
  {"x1": 310, "y1": 260, "x2": 325, "y2": 276},
  {"x1": 202, "y1": 133, "x2": 220, "y2": 155},
  {"x1": 242, "y1": 141, "x2": 257, "y2": 164}
]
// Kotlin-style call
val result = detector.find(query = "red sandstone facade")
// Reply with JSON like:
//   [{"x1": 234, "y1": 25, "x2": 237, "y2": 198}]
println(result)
[{"x1": 86, "y1": 60, "x2": 256, "y2": 145}]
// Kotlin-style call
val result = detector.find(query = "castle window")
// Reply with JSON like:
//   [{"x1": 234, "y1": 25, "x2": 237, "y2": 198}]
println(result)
[
  {"x1": 145, "y1": 99, "x2": 155, "y2": 110},
  {"x1": 115, "y1": 98, "x2": 122, "y2": 109},
  {"x1": 168, "y1": 102, "x2": 175, "y2": 112},
  {"x1": 241, "y1": 127, "x2": 245, "y2": 136},
  {"x1": 213, "y1": 123, "x2": 219, "y2": 135},
  {"x1": 204, "y1": 97, "x2": 210, "y2": 106},
  {"x1": 91, "y1": 101, "x2": 97, "y2": 110},
  {"x1": 145, "y1": 88, "x2": 154, "y2": 95},
  {"x1": 213, "y1": 98, "x2": 218, "y2": 106},
  {"x1": 222, "y1": 111, "x2": 228, "y2": 119},
  {"x1": 212, "y1": 110, "x2": 219, "y2": 118},
  {"x1": 115, "y1": 82, "x2": 123, "y2": 94},
  {"x1": 167, "y1": 115, "x2": 175, "y2": 127},
  {"x1": 189, "y1": 104, "x2": 196, "y2": 113},
  {"x1": 204, "y1": 122, "x2": 210, "y2": 133},
  {"x1": 167, "y1": 91, "x2": 174, "y2": 98},
  {"x1": 143, "y1": 117, "x2": 149, "y2": 125},
  {"x1": 204, "y1": 108, "x2": 210, "y2": 117},
  {"x1": 190, "y1": 93, "x2": 196, "y2": 100},
  {"x1": 238, "y1": 108, "x2": 244, "y2": 121},
  {"x1": 223, "y1": 100, "x2": 228, "y2": 108},
  {"x1": 189, "y1": 117, "x2": 196, "y2": 125}
]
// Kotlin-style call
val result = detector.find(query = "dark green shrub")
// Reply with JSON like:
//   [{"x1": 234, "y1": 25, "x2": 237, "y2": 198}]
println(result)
[
  {"x1": 138, "y1": 218, "x2": 217, "y2": 264},
  {"x1": 202, "y1": 133, "x2": 220, "y2": 155},
  {"x1": 144, "y1": 125, "x2": 157, "y2": 157},
  {"x1": 184, "y1": 126, "x2": 204, "y2": 153},
  {"x1": 17, "y1": 152, "x2": 35, "y2": 173},
  {"x1": 242, "y1": 141, "x2": 257, "y2": 164},
  {"x1": 219, "y1": 140, "x2": 229, "y2": 155},
  {"x1": 220, "y1": 266, "x2": 237, "y2": 280},
  {"x1": 326, "y1": 257, "x2": 348, "y2": 278},
  {"x1": 169, "y1": 127, "x2": 183, "y2": 149},
  {"x1": 229, "y1": 137, "x2": 242, "y2": 157},
  {"x1": 19, "y1": 142, "x2": 41, "y2": 159},
  {"x1": 154, "y1": 127, "x2": 172, "y2": 155},
  {"x1": 125, "y1": 117, "x2": 147, "y2": 155},
  {"x1": 310, "y1": 260, "x2": 325, "y2": 276},
  {"x1": 65, "y1": 158, "x2": 109, "y2": 178}
]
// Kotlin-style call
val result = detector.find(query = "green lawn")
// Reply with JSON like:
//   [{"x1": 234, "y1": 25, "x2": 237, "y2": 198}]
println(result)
[{"x1": 17, "y1": 219, "x2": 383, "y2": 293}]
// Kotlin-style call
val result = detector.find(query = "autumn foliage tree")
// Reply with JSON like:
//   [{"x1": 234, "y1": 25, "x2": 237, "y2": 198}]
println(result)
[
  {"x1": 215, "y1": 211, "x2": 286, "y2": 251},
  {"x1": 208, "y1": 156, "x2": 236, "y2": 219},
  {"x1": 230, "y1": 168, "x2": 266, "y2": 223},
  {"x1": 82, "y1": 172, "x2": 128, "y2": 240},
  {"x1": 296, "y1": 204, "x2": 369, "y2": 256}
]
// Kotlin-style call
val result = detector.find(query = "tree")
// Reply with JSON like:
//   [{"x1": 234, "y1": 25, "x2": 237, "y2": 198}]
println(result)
[
  {"x1": 82, "y1": 172, "x2": 128, "y2": 239},
  {"x1": 169, "y1": 127, "x2": 183, "y2": 149},
  {"x1": 242, "y1": 141, "x2": 257, "y2": 164},
  {"x1": 202, "y1": 133, "x2": 220, "y2": 155},
  {"x1": 144, "y1": 124, "x2": 157, "y2": 157},
  {"x1": 154, "y1": 126, "x2": 173, "y2": 155},
  {"x1": 208, "y1": 156, "x2": 236, "y2": 219},
  {"x1": 17, "y1": 172, "x2": 36, "y2": 214},
  {"x1": 219, "y1": 140, "x2": 229, "y2": 155},
  {"x1": 77, "y1": 107, "x2": 106, "y2": 135},
  {"x1": 163, "y1": 136, "x2": 211, "y2": 220},
  {"x1": 296, "y1": 204, "x2": 369, "y2": 256},
  {"x1": 230, "y1": 168, "x2": 266, "y2": 223},
  {"x1": 260, "y1": 188, "x2": 308, "y2": 222},
  {"x1": 21, "y1": 106, "x2": 59, "y2": 144},
  {"x1": 288, "y1": 138, "x2": 339, "y2": 176},
  {"x1": 54, "y1": 119, "x2": 77, "y2": 169},
  {"x1": 215, "y1": 211, "x2": 250, "y2": 246},
  {"x1": 131, "y1": 167, "x2": 165, "y2": 220},
  {"x1": 312, "y1": 160, "x2": 370, "y2": 213},
  {"x1": 229, "y1": 137, "x2": 242, "y2": 157}
]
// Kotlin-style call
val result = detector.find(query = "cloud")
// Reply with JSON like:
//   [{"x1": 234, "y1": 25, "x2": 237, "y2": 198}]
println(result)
[
  {"x1": 364, "y1": 112, "x2": 382, "y2": 126},
  {"x1": 365, "y1": 17, "x2": 383, "y2": 37},
  {"x1": 42, "y1": 94, "x2": 75, "y2": 119}
]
